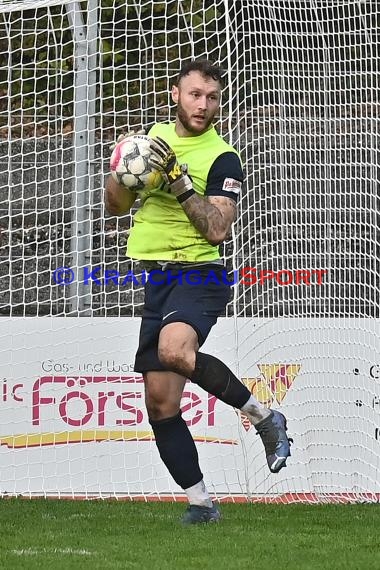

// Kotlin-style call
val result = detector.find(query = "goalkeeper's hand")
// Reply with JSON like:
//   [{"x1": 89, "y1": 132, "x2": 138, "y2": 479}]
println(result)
[
  {"x1": 148, "y1": 136, "x2": 193, "y2": 200},
  {"x1": 109, "y1": 128, "x2": 146, "y2": 152}
]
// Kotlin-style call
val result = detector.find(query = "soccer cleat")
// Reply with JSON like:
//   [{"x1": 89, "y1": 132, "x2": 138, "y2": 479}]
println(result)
[
  {"x1": 181, "y1": 503, "x2": 222, "y2": 525},
  {"x1": 255, "y1": 410, "x2": 292, "y2": 473}
]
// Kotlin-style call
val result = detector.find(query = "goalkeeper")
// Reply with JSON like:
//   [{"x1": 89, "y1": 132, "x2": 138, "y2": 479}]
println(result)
[{"x1": 105, "y1": 59, "x2": 291, "y2": 524}]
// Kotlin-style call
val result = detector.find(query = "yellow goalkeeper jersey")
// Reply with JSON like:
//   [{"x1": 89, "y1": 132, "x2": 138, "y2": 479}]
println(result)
[{"x1": 126, "y1": 122, "x2": 242, "y2": 262}]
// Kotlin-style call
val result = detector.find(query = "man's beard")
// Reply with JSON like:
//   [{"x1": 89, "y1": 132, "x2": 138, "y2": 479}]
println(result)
[{"x1": 176, "y1": 100, "x2": 214, "y2": 134}]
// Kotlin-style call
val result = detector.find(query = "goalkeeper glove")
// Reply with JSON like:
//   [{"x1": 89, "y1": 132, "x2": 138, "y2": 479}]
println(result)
[
  {"x1": 109, "y1": 128, "x2": 146, "y2": 152},
  {"x1": 148, "y1": 136, "x2": 194, "y2": 202}
]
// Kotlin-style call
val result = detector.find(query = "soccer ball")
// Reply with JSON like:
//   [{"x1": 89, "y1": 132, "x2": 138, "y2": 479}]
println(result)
[{"x1": 110, "y1": 134, "x2": 163, "y2": 192}]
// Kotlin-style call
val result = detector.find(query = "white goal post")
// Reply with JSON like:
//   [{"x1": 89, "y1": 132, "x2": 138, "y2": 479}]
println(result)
[{"x1": 0, "y1": 0, "x2": 379, "y2": 502}]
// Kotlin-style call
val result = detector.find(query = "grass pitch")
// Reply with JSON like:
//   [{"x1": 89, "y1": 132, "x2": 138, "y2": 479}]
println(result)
[{"x1": 0, "y1": 499, "x2": 379, "y2": 570}]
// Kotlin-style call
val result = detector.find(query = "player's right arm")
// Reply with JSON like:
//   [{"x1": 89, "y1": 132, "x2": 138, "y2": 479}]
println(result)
[{"x1": 104, "y1": 174, "x2": 137, "y2": 216}]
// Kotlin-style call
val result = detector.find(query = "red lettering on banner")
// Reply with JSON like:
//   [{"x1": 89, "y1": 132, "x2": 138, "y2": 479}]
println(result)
[
  {"x1": 207, "y1": 395, "x2": 218, "y2": 426},
  {"x1": 31, "y1": 376, "x2": 220, "y2": 429},
  {"x1": 115, "y1": 392, "x2": 143, "y2": 425},
  {"x1": 12, "y1": 383, "x2": 24, "y2": 402},
  {"x1": 181, "y1": 391, "x2": 203, "y2": 426},
  {"x1": 98, "y1": 391, "x2": 115, "y2": 426},
  {"x1": 59, "y1": 391, "x2": 94, "y2": 427}
]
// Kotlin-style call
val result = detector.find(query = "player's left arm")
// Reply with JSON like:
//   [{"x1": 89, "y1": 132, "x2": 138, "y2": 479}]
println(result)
[
  {"x1": 180, "y1": 151, "x2": 241, "y2": 245},
  {"x1": 174, "y1": 152, "x2": 243, "y2": 245},
  {"x1": 148, "y1": 138, "x2": 242, "y2": 245},
  {"x1": 177, "y1": 191, "x2": 237, "y2": 246}
]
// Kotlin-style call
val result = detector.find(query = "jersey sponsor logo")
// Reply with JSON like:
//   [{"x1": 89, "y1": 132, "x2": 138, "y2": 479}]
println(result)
[{"x1": 222, "y1": 178, "x2": 242, "y2": 194}]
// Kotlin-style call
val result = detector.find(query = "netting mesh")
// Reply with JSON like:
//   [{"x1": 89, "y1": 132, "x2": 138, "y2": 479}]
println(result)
[
  {"x1": 0, "y1": 0, "x2": 378, "y2": 317},
  {"x1": 0, "y1": 0, "x2": 379, "y2": 501}
]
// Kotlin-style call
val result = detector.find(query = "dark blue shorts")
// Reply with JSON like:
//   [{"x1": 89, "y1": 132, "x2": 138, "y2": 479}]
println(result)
[{"x1": 134, "y1": 264, "x2": 231, "y2": 373}]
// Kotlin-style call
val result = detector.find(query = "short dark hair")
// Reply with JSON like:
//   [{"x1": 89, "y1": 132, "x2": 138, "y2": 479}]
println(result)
[{"x1": 175, "y1": 59, "x2": 224, "y2": 87}]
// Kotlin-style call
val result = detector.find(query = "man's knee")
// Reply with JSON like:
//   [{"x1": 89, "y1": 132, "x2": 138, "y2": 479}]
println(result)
[
  {"x1": 146, "y1": 400, "x2": 168, "y2": 421},
  {"x1": 157, "y1": 344, "x2": 189, "y2": 372},
  {"x1": 158, "y1": 323, "x2": 197, "y2": 374},
  {"x1": 145, "y1": 390, "x2": 180, "y2": 420},
  {"x1": 144, "y1": 371, "x2": 185, "y2": 420}
]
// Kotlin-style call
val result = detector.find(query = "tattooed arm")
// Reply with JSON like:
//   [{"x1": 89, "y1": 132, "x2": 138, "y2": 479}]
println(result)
[
  {"x1": 148, "y1": 137, "x2": 240, "y2": 244},
  {"x1": 180, "y1": 194, "x2": 237, "y2": 246}
]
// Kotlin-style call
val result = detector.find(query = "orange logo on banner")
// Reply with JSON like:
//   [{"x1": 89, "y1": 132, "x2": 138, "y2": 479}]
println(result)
[{"x1": 239, "y1": 364, "x2": 301, "y2": 431}]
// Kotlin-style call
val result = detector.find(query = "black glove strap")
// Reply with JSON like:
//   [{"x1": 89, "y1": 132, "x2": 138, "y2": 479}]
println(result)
[{"x1": 176, "y1": 189, "x2": 196, "y2": 203}]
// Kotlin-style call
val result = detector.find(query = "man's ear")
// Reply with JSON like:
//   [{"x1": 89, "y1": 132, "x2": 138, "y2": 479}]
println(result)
[{"x1": 171, "y1": 85, "x2": 179, "y2": 104}]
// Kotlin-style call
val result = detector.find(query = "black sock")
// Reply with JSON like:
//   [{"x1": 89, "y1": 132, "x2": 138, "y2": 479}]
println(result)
[
  {"x1": 191, "y1": 352, "x2": 251, "y2": 409},
  {"x1": 149, "y1": 412, "x2": 203, "y2": 489}
]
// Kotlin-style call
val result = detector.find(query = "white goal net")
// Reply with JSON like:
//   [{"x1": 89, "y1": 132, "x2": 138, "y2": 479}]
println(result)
[{"x1": 0, "y1": 0, "x2": 379, "y2": 502}]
